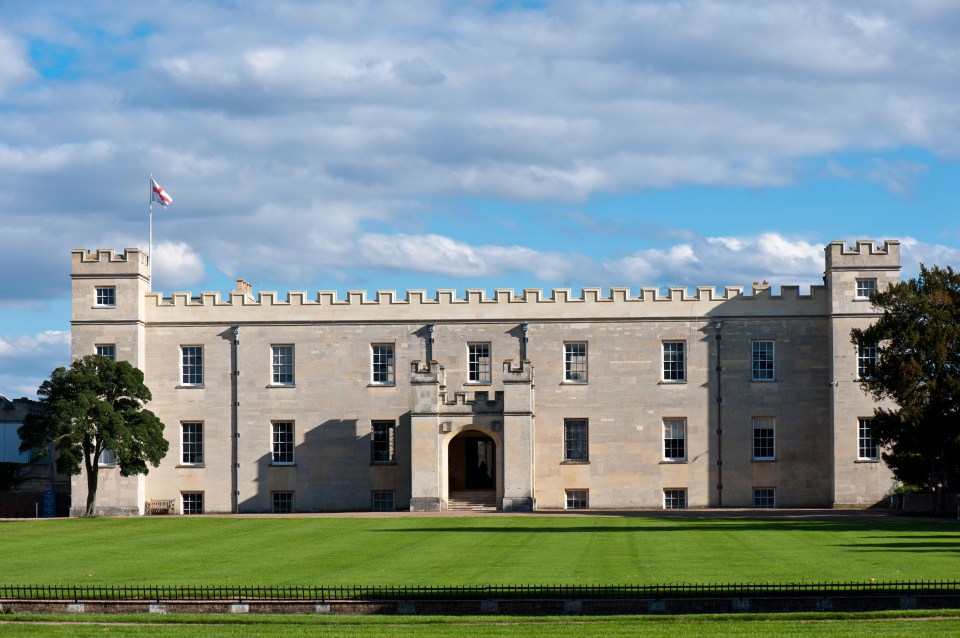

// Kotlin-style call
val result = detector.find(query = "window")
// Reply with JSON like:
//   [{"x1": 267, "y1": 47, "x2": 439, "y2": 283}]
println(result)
[
  {"x1": 856, "y1": 278, "x2": 877, "y2": 299},
  {"x1": 752, "y1": 340, "x2": 775, "y2": 381},
  {"x1": 468, "y1": 343, "x2": 492, "y2": 383},
  {"x1": 371, "y1": 421, "x2": 396, "y2": 464},
  {"x1": 96, "y1": 344, "x2": 116, "y2": 360},
  {"x1": 753, "y1": 488, "x2": 776, "y2": 508},
  {"x1": 181, "y1": 346, "x2": 203, "y2": 386},
  {"x1": 371, "y1": 344, "x2": 395, "y2": 384},
  {"x1": 857, "y1": 343, "x2": 877, "y2": 379},
  {"x1": 662, "y1": 341, "x2": 686, "y2": 382},
  {"x1": 663, "y1": 418, "x2": 686, "y2": 461},
  {"x1": 272, "y1": 492, "x2": 294, "y2": 513},
  {"x1": 95, "y1": 286, "x2": 115, "y2": 307},
  {"x1": 272, "y1": 421, "x2": 294, "y2": 464},
  {"x1": 372, "y1": 490, "x2": 395, "y2": 512},
  {"x1": 181, "y1": 422, "x2": 203, "y2": 465},
  {"x1": 664, "y1": 488, "x2": 687, "y2": 509},
  {"x1": 563, "y1": 419, "x2": 589, "y2": 462},
  {"x1": 752, "y1": 417, "x2": 776, "y2": 460},
  {"x1": 565, "y1": 489, "x2": 588, "y2": 510},
  {"x1": 98, "y1": 448, "x2": 116, "y2": 466},
  {"x1": 858, "y1": 418, "x2": 879, "y2": 460},
  {"x1": 182, "y1": 492, "x2": 203, "y2": 515},
  {"x1": 564, "y1": 342, "x2": 588, "y2": 382},
  {"x1": 271, "y1": 345, "x2": 295, "y2": 385}
]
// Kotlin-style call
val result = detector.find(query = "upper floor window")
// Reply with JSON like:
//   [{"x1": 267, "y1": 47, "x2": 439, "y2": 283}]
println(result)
[
  {"x1": 858, "y1": 418, "x2": 879, "y2": 460},
  {"x1": 752, "y1": 340, "x2": 775, "y2": 381},
  {"x1": 98, "y1": 448, "x2": 116, "y2": 466},
  {"x1": 271, "y1": 345, "x2": 295, "y2": 385},
  {"x1": 181, "y1": 346, "x2": 203, "y2": 386},
  {"x1": 662, "y1": 341, "x2": 686, "y2": 382},
  {"x1": 563, "y1": 418, "x2": 589, "y2": 462},
  {"x1": 564, "y1": 342, "x2": 588, "y2": 382},
  {"x1": 272, "y1": 421, "x2": 294, "y2": 464},
  {"x1": 96, "y1": 344, "x2": 116, "y2": 360},
  {"x1": 181, "y1": 422, "x2": 203, "y2": 465},
  {"x1": 752, "y1": 417, "x2": 776, "y2": 461},
  {"x1": 663, "y1": 418, "x2": 686, "y2": 461},
  {"x1": 371, "y1": 344, "x2": 395, "y2": 384},
  {"x1": 855, "y1": 278, "x2": 877, "y2": 300},
  {"x1": 95, "y1": 286, "x2": 116, "y2": 307},
  {"x1": 371, "y1": 420, "x2": 396, "y2": 464},
  {"x1": 468, "y1": 343, "x2": 492, "y2": 383},
  {"x1": 857, "y1": 343, "x2": 877, "y2": 379}
]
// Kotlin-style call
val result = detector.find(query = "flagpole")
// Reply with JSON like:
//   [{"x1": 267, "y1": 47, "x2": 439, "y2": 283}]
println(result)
[{"x1": 148, "y1": 174, "x2": 153, "y2": 261}]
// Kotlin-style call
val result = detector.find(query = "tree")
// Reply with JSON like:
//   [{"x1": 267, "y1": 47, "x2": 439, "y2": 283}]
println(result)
[
  {"x1": 851, "y1": 265, "x2": 960, "y2": 515},
  {"x1": 19, "y1": 355, "x2": 168, "y2": 516}
]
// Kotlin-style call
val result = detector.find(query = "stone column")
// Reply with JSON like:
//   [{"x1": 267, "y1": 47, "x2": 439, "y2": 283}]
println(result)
[
  {"x1": 409, "y1": 361, "x2": 443, "y2": 511},
  {"x1": 501, "y1": 360, "x2": 535, "y2": 511}
]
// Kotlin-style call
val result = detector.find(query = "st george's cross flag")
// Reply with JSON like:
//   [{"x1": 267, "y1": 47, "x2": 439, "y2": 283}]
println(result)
[{"x1": 151, "y1": 177, "x2": 173, "y2": 206}]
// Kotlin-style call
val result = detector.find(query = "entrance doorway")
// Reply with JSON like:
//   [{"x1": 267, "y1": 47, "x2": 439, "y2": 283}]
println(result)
[{"x1": 448, "y1": 432, "x2": 496, "y2": 492}]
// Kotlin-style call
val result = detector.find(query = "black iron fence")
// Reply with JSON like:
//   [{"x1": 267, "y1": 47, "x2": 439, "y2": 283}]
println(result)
[{"x1": 2, "y1": 581, "x2": 958, "y2": 603}]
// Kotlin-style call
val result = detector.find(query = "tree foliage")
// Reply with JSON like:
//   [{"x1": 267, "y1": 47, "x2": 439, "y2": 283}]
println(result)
[
  {"x1": 851, "y1": 265, "x2": 960, "y2": 514},
  {"x1": 18, "y1": 355, "x2": 168, "y2": 515}
]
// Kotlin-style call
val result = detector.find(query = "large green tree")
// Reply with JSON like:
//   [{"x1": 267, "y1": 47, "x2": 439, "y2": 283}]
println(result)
[
  {"x1": 19, "y1": 355, "x2": 168, "y2": 516},
  {"x1": 851, "y1": 265, "x2": 960, "y2": 515}
]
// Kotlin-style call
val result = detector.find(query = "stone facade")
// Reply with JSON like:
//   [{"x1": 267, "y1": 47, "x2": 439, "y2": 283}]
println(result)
[{"x1": 69, "y1": 240, "x2": 900, "y2": 515}]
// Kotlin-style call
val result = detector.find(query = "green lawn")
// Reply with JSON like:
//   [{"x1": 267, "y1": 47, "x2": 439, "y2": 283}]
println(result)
[
  {"x1": 1, "y1": 514, "x2": 958, "y2": 586},
  {"x1": 1, "y1": 612, "x2": 959, "y2": 637}
]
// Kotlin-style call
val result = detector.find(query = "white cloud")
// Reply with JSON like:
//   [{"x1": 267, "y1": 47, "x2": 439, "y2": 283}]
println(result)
[{"x1": 0, "y1": 30, "x2": 33, "y2": 97}]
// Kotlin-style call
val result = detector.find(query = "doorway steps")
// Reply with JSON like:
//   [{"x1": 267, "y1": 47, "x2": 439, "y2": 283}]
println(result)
[{"x1": 447, "y1": 490, "x2": 497, "y2": 512}]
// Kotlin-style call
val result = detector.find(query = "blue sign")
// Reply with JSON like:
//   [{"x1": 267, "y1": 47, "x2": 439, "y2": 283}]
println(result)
[{"x1": 42, "y1": 489, "x2": 56, "y2": 518}]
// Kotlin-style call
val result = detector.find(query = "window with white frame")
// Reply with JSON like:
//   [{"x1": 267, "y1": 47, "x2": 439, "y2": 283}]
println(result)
[
  {"x1": 95, "y1": 344, "x2": 116, "y2": 360},
  {"x1": 752, "y1": 417, "x2": 776, "y2": 460},
  {"x1": 855, "y1": 278, "x2": 877, "y2": 299},
  {"x1": 858, "y1": 418, "x2": 879, "y2": 460},
  {"x1": 372, "y1": 490, "x2": 395, "y2": 512},
  {"x1": 662, "y1": 341, "x2": 686, "y2": 382},
  {"x1": 753, "y1": 487, "x2": 776, "y2": 508},
  {"x1": 180, "y1": 346, "x2": 203, "y2": 386},
  {"x1": 663, "y1": 418, "x2": 686, "y2": 461},
  {"x1": 272, "y1": 491, "x2": 294, "y2": 513},
  {"x1": 663, "y1": 488, "x2": 687, "y2": 509},
  {"x1": 371, "y1": 344, "x2": 395, "y2": 384},
  {"x1": 563, "y1": 419, "x2": 589, "y2": 462},
  {"x1": 98, "y1": 448, "x2": 116, "y2": 466},
  {"x1": 371, "y1": 420, "x2": 396, "y2": 464},
  {"x1": 565, "y1": 489, "x2": 588, "y2": 510},
  {"x1": 857, "y1": 343, "x2": 877, "y2": 379},
  {"x1": 272, "y1": 421, "x2": 294, "y2": 464},
  {"x1": 468, "y1": 342, "x2": 492, "y2": 383},
  {"x1": 182, "y1": 492, "x2": 203, "y2": 515},
  {"x1": 271, "y1": 345, "x2": 294, "y2": 385},
  {"x1": 181, "y1": 422, "x2": 203, "y2": 465},
  {"x1": 95, "y1": 286, "x2": 115, "y2": 307},
  {"x1": 564, "y1": 342, "x2": 588, "y2": 382},
  {"x1": 752, "y1": 340, "x2": 775, "y2": 381}
]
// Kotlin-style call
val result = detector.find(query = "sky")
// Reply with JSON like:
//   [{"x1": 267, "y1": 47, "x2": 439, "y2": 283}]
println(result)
[{"x1": 1, "y1": 0, "x2": 959, "y2": 399}]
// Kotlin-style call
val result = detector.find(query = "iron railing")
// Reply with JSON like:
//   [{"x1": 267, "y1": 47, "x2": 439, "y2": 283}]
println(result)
[{"x1": 1, "y1": 581, "x2": 958, "y2": 602}]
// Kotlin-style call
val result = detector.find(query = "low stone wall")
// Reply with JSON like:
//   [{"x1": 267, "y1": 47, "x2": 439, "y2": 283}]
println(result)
[{"x1": 2, "y1": 594, "x2": 959, "y2": 616}]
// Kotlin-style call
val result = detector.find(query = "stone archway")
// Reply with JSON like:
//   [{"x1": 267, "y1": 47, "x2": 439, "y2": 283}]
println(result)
[{"x1": 447, "y1": 430, "x2": 497, "y2": 510}]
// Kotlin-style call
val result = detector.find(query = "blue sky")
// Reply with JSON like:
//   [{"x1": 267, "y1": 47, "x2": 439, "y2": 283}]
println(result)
[{"x1": 1, "y1": 1, "x2": 958, "y2": 399}]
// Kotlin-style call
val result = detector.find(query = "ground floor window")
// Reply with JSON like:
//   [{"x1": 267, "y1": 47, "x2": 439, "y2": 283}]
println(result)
[
  {"x1": 182, "y1": 492, "x2": 203, "y2": 515},
  {"x1": 663, "y1": 488, "x2": 687, "y2": 509},
  {"x1": 565, "y1": 489, "x2": 588, "y2": 510},
  {"x1": 272, "y1": 491, "x2": 294, "y2": 513},
  {"x1": 753, "y1": 487, "x2": 776, "y2": 508},
  {"x1": 372, "y1": 490, "x2": 395, "y2": 512}
]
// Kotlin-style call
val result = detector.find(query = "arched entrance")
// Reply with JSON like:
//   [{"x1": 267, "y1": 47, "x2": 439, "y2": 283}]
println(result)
[{"x1": 447, "y1": 430, "x2": 497, "y2": 510}]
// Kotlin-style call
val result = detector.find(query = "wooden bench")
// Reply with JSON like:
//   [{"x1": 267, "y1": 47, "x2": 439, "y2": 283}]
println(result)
[{"x1": 145, "y1": 499, "x2": 175, "y2": 515}]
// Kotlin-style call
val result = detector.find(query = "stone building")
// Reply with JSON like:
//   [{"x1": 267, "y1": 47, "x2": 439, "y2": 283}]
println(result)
[{"x1": 69, "y1": 240, "x2": 899, "y2": 515}]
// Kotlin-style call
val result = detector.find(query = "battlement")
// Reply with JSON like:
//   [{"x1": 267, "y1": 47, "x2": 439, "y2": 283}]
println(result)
[
  {"x1": 72, "y1": 248, "x2": 150, "y2": 277},
  {"x1": 824, "y1": 240, "x2": 900, "y2": 271}
]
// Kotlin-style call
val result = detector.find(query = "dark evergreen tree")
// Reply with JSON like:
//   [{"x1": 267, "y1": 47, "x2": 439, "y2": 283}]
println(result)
[
  {"x1": 19, "y1": 355, "x2": 168, "y2": 516},
  {"x1": 852, "y1": 265, "x2": 960, "y2": 515}
]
